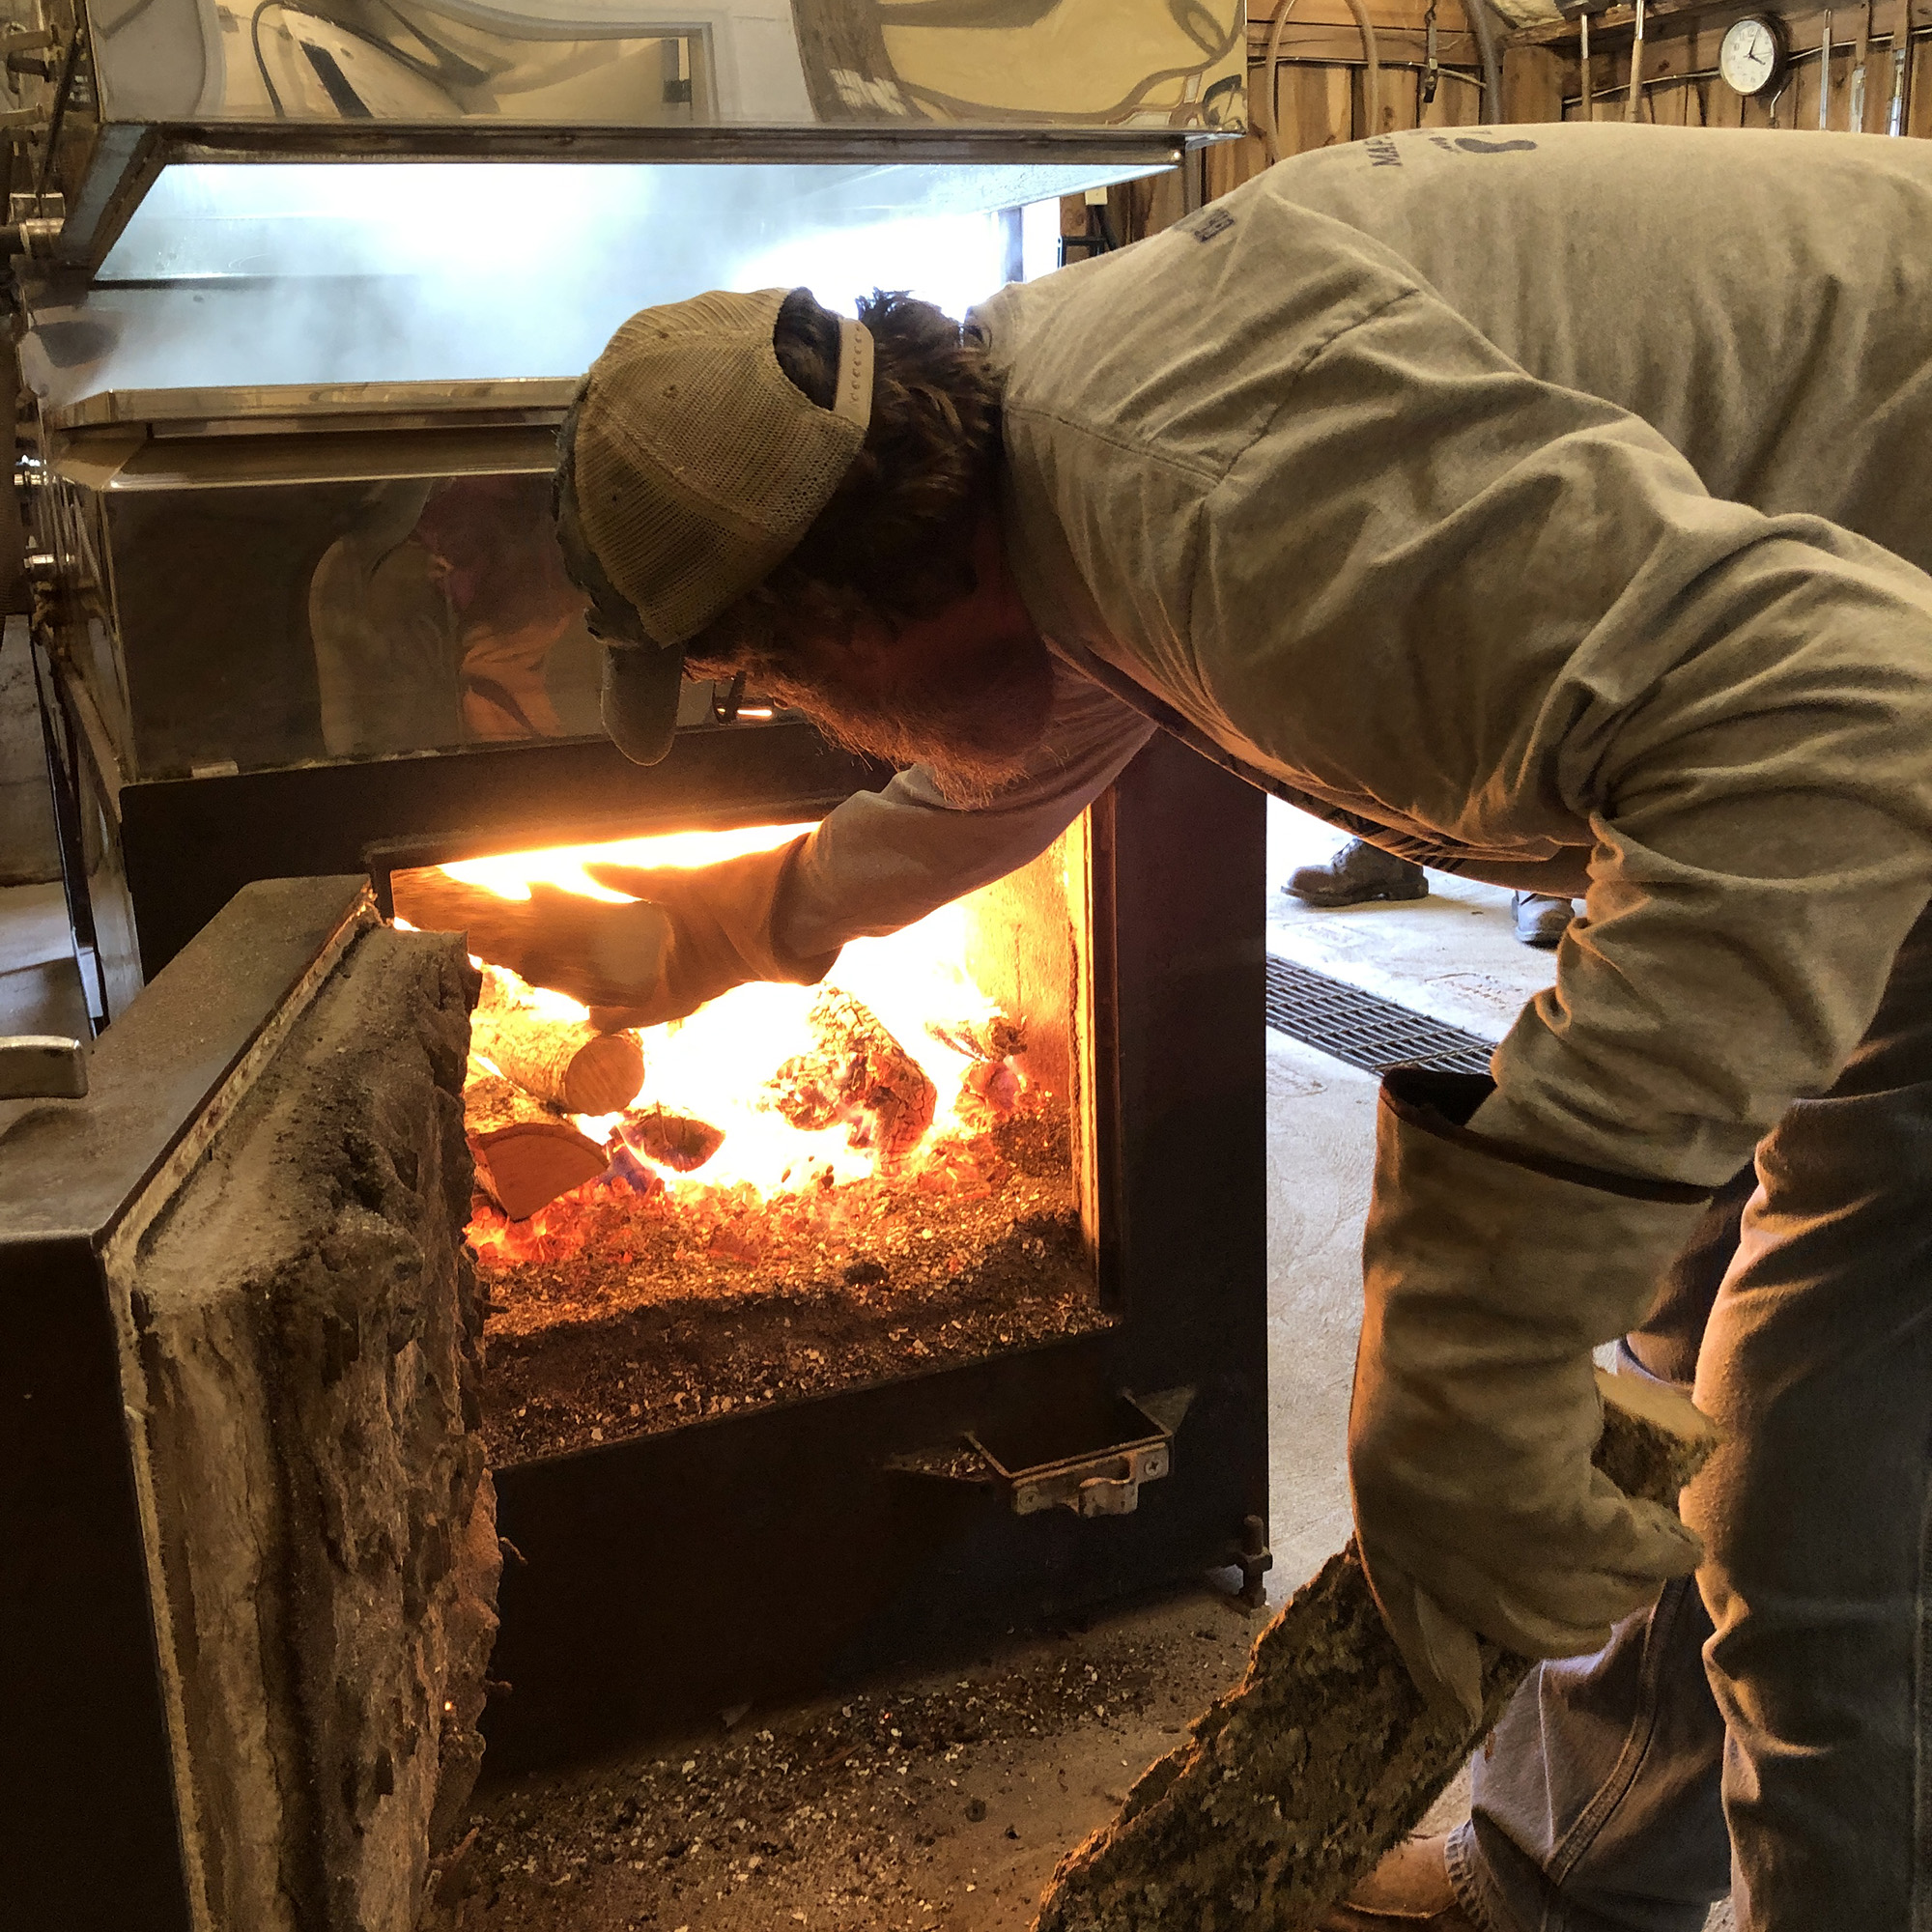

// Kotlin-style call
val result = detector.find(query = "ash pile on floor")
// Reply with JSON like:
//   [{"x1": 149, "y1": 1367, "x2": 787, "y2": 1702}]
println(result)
[{"x1": 433, "y1": 1588, "x2": 1263, "y2": 1932}]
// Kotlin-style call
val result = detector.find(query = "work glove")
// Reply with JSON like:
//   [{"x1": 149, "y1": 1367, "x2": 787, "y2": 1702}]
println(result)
[
  {"x1": 391, "y1": 837, "x2": 838, "y2": 1032},
  {"x1": 1351, "y1": 1066, "x2": 1711, "y2": 1722}
]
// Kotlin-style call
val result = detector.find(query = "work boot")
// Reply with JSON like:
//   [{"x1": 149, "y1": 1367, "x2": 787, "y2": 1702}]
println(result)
[
  {"x1": 1285, "y1": 838, "x2": 1429, "y2": 907},
  {"x1": 1317, "y1": 1834, "x2": 1478, "y2": 1930},
  {"x1": 1511, "y1": 891, "x2": 1577, "y2": 949}
]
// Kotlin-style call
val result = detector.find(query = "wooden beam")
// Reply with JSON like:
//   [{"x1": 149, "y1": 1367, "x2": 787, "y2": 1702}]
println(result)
[{"x1": 1502, "y1": 41, "x2": 1569, "y2": 116}]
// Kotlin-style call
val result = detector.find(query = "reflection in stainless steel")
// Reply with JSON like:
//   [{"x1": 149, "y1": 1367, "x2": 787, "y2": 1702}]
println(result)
[
  {"x1": 32, "y1": 385, "x2": 610, "y2": 780},
  {"x1": 83, "y1": 0, "x2": 1243, "y2": 133}
]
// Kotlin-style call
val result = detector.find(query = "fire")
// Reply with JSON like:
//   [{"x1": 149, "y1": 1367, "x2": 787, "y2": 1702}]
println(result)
[
  {"x1": 444, "y1": 822, "x2": 1031, "y2": 1263},
  {"x1": 439, "y1": 821, "x2": 820, "y2": 898}
]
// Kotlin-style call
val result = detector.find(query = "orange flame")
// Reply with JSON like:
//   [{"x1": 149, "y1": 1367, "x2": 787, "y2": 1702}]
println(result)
[{"x1": 450, "y1": 822, "x2": 1025, "y2": 1257}]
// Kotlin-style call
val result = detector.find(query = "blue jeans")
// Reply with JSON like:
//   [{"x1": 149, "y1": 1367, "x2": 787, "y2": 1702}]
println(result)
[{"x1": 1448, "y1": 902, "x2": 1932, "y2": 1932}]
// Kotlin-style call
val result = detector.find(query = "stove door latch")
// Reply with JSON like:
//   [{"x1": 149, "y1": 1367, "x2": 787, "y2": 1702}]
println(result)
[{"x1": 965, "y1": 1389, "x2": 1192, "y2": 1520}]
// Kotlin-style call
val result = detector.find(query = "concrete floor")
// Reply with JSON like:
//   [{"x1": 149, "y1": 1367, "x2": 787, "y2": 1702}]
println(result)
[
  {"x1": 0, "y1": 819, "x2": 1735, "y2": 1927},
  {"x1": 1266, "y1": 803, "x2": 1563, "y2": 1036}
]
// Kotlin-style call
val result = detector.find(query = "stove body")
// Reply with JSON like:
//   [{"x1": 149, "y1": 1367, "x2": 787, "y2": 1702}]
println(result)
[{"x1": 1, "y1": 753, "x2": 1266, "y2": 1931}]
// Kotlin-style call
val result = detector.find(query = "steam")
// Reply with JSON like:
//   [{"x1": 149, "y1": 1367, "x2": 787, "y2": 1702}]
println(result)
[{"x1": 25, "y1": 158, "x2": 1133, "y2": 406}]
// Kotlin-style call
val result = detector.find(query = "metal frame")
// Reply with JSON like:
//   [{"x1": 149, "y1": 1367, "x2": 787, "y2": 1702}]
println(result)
[
  {"x1": 111, "y1": 720, "x2": 888, "y2": 979},
  {"x1": 49, "y1": 123, "x2": 1205, "y2": 272},
  {"x1": 43, "y1": 375, "x2": 581, "y2": 433}
]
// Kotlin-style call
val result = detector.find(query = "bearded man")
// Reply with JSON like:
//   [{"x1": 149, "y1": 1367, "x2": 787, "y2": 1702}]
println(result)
[{"x1": 422, "y1": 124, "x2": 1932, "y2": 1932}]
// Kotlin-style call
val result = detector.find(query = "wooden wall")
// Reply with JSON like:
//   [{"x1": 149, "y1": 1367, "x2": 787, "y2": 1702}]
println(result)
[
  {"x1": 1090, "y1": 0, "x2": 1488, "y2": 234},
  {"x1": 1087, "y1": 0, "x2": 1930, "y2": 247},
  {"x1": 1508, "y1": 0, "x2": 1932, "y2": 132}
]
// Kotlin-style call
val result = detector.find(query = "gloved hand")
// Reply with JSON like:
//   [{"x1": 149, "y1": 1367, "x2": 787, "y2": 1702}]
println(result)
[
  {"x1": 1351, "y1": 1066, "x2": 1712, "y2": 1722},
  {"x1": 391, "y1": 837, "x2": 838, "y2": 1031}
]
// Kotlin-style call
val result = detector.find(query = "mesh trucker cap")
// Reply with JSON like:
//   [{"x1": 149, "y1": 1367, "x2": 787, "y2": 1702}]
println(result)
[{"x1": 558, "y1": 287, "x2": 875, "y2": 765}]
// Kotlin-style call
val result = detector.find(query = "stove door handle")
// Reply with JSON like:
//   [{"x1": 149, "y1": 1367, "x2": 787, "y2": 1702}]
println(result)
[
  {"x1": 0, "y1": 1034, "x2": 87, "y2": 1098},
  {"x1": 888, "y1": 1390, "x2": 1195, "y2": 1520}
]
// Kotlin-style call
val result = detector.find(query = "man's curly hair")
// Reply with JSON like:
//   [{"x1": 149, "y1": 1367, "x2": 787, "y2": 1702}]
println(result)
[{"x1": 682, "y1": 286, "x2": 1003, "y2": 675}]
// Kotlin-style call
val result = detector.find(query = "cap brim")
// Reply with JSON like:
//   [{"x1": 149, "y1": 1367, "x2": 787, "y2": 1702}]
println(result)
[{"x1": 601, "y1": 641, "x2": 686, "y2": 766}]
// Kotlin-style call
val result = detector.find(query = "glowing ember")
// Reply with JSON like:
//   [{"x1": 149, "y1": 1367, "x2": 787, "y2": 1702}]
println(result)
[{"x1": 440, "y1": 823, "x2": 1032, "y2": 1263}]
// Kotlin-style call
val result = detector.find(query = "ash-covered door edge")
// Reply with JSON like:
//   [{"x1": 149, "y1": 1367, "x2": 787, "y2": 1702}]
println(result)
[{"x1": 96, "y1": 881, "x2": 379, "y2": 1932}]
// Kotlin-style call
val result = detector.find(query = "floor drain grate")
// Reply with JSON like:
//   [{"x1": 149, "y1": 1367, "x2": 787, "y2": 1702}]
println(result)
[{"x1": 1265, "y1": 955, "x2": 1497, "y2": 1078}]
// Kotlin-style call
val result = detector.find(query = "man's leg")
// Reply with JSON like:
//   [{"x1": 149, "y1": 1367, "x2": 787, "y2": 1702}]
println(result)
[
  {"x1": 1461, "y1": 897, "x2": 1932, "y2": 1931},
  {"x1": 1690, "y1": 902, "x2": 1932, "y2": 1930},
  {"x1": 1445, "y1": 1175, "x2": 1750, "y2": 1932},
  {"x1": 1335, "y1": 904, "x2": 1932, "y2": 1932}
]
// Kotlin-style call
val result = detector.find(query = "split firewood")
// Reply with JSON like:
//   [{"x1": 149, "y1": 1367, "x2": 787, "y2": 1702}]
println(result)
[
  {"x1": 620, "y1": 1104, "x2": 725, "y2": 1174},
  {"x1": 1032, "y1": 1372, "x2": 1720, "y2": 1932},
  {"x1": 465, "y1": 1062, "x2": 611, "y2": 1222},
  {"x1": 472, "y1": 967, "x2": 643, "y2": 1116},
  {"x1": 768, "y1": 987, "x2": 937, "y2": 1169}
]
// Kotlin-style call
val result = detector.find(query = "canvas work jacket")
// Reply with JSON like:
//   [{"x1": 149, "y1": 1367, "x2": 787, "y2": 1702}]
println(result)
[{"x1": 779, "y1": 124, "x2": 1932, "y2": 1189}]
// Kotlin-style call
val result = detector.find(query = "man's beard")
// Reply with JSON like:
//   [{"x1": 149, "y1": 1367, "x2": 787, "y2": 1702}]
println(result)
[{"x1": 737, "y1": 628, "x2": 1057, "y2": 810}]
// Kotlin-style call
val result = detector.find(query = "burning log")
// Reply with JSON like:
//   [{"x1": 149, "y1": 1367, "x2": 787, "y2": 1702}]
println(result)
[
  {"x1": 927, "y1": 1014, "x2": 1028, "y2": 1063},
  {"x1": 959, "y1": 1058, "x2": 1022, "y2": 1127},
  {"x1": 466, "y1": 1062, "x2": 611, "y2": 1222},
  {"x1": 769, "y1": 988, "x2": 937, "y2": 1169},
  {"x1": 931, "y1": 1012, "x2": 1025, "y2": 1127},
  {"x1": 1032, "y1": 1373, "x2": 1720, "y2": 1932},
  {"x1": 620, "y1": 1104, "x2": 725, "y2": 1174},
  {"x1": 473, "y1": 967, "x2": 643, "y2": 1116}
]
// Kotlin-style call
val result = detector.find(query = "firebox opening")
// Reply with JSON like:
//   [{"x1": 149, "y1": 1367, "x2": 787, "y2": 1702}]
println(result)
[{"x1": 399, "y1": 815, "x2": 1107, "y2": 1465}]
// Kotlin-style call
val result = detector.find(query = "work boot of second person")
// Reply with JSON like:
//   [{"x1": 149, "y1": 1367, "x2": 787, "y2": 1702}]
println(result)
[
  {"x1": 1511, "y1": 891, "x2": 1577, "y2": 949},
  {"x1": 1285, "y1": 838, "x2": 1429, "y2": 907},
  {"x1": 1318, "y1": 1835, "x2": 1478, "y2": 1931}
]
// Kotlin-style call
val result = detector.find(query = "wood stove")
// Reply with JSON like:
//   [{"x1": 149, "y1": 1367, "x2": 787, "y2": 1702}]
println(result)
[
  {"x1": 1, "y1": 6, "x2": 1264, "y2": 1918},
  {"x1": 0, "y1": 734, "x2": 1266, "y2": 1929}
]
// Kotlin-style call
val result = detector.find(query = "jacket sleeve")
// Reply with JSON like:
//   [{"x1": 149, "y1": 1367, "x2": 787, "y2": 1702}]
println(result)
[
  {"x1": 1180, "y1": 283, "x2": 1932, "y2": 1187},
  {"x1": 774, "y1": 661, "x2": 1155, "y2": 956}
]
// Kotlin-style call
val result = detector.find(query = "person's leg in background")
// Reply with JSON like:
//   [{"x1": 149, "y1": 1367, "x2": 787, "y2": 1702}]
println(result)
[
  {"x1": 1281, "y1": 837, "x2": 1578, "y2": 952},
  {"x1": 1512, "y1": 893, "x2": 1578, "y2": 949},
  {"x1": 1284, "y1": 838, "x2": 1430, "y2": 907}
]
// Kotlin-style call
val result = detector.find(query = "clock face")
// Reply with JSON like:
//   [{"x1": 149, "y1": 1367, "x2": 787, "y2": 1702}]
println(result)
[{"x1": 1720, "y1": 14, "x2": 1785, "y2": 95}]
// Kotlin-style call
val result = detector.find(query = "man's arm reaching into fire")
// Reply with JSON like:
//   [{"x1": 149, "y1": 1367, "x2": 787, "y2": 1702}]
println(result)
[
  {"x1": 391, "y1": 663, "x2": 1153, "y2": 1028},
  {"x1": 777, "y1": 666, "x2": 1153, "y2": 953}
]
